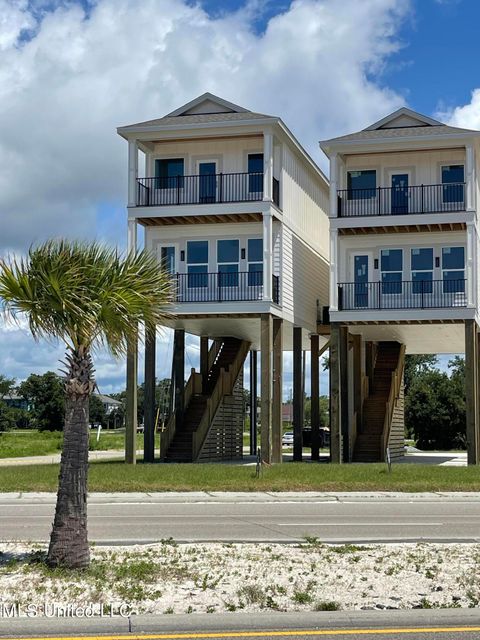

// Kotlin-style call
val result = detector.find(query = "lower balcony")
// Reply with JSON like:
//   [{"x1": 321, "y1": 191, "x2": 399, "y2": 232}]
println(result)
[
  {"x1": 175, "y1": 272, "x2": 280, "y2": 304},
  {"x1": 338, "y1": 279, "x2": 467, "y2": 311}
]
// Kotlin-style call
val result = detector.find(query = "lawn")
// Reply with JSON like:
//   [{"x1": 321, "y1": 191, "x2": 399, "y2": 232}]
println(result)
[
  {"x1": 0, "y1": 460, "x2": 479, "y2": 492},
  {"x1": 0, "y1": 430, "x2": 143, "y2": 458}
]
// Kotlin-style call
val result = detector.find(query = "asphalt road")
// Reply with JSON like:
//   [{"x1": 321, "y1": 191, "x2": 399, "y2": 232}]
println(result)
[
  {"x1": 1, "y1": 492, "x2": 480, "y2": 544},
  {"x1": 2, "y1": 609, "x2": 480, "y2": 639}
]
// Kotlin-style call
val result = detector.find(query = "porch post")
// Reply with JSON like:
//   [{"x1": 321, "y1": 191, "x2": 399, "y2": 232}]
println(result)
[
  {"x1": 329, "y1": 323, "x2": 341, "y2": 463},
  {"x1": 144, "y1": 323, "x2": 156, "y2": 463},
  {"x1": 249, "y1": 350, "x2": 258, "y2": 455},
  {"x1": 466, "y1": 144, "x2": 475, "y2": 212},
  {"x1": 200, "y1": 336, "x2": 209, "y2": 394},
  {"x1": 263, "y1": 132, "x2": 273, "y2": 201},
  {"x1": 262, "y1": 211, "x2": 273, "y2": 301},
  {"x1": 125, "y1": 219, "x2": 138, "y2": 465},
  {"x1": 174, "y1": 329, "x2": 185, "y2": 432},
  {"x1": 293, "y1": 326, "x2": 303, "y2": 462},
  {"x1": 272, "y1": 318, "x2": 283, "y2": 463},
  {"x1": 310, "y1": 334, "x2": 320, "y2": 461},
  {"x1": 260, "y1": 314, "x2": 273, "y2": 463},
  {"x1": 128, "y1": 139, "x2": 138, "y2": 207},
  {"x1": 339, "y1": 325, "x2": 350, "y2": 462},
  {"x1": 465, "y1": 320, "x2": 479, "y2": 465}
]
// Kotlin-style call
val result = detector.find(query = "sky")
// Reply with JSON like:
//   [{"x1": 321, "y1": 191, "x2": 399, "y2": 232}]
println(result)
[{"x1": 0, "y1": 0, "x2": 479, "y2": 395}]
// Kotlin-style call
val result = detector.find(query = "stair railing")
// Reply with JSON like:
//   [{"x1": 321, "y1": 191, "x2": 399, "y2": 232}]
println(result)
[
  {"x1": 380, "y1": 345, "x2": 406, "y2": 461},
  {"x1": 192, "y1": 340, "x2": 251, "y2": 460},
  {"x1": 159, "y1": 367, "x2": 202, "y2": 459}
]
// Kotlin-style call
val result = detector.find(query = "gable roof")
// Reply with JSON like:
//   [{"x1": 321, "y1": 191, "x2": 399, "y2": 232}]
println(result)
[
  {"x1": 118, "y1": 92, "x2": 275, "y2": 131},
  {"x1": 320, "y1": 106, "x2": 480, "y2": 152}
]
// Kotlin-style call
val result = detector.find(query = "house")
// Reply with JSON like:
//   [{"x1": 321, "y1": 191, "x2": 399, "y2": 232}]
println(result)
[
  {"x1": 320, "y1": 107, "x2": 480, "y2": 464},
  {"x1": 2, "y1": 394, "x2": 29, "y2": 411},
  {"x1": 93, "y1": 393, "x2": 123, "y2": 415},
  {"x1": 118, "y1": 93, "x2": 331, "y2": 463}
]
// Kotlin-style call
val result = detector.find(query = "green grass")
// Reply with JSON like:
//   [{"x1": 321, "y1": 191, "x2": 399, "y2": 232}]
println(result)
[
  {"x1": 0, "y1": 461, "x2": 479, "y2": 492},
  {"x1": 0, "y1": 430, "x2": 143, "y2": 459}
]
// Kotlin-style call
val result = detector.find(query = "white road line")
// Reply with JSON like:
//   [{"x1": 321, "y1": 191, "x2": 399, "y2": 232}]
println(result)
[{"x1": 276, "y1": 522, "x2": 444, "y2": 527}]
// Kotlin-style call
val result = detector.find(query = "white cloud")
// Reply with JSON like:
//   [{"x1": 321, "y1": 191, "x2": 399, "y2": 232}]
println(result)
[
  {"x1": 438, "y1": 88, "x2": 480, "y2": 130},
  {"x1": 0, "y1": 0, "x2": 411, "y2": 388}
]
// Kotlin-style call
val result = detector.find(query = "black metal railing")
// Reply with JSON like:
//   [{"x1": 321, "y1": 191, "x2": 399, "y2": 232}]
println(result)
[
  {"x1": 175, "y1": 272, "x2": 280, "y2": 304},
  {"x1": 338, "y1": 279, "x2": 467, "y2": 310},
  {"x1": 137, "y1": 172, "x2": 277, "y2": 207},
  {"x1": 337, "y1": 183, "x2": 466, "y2": 217}
]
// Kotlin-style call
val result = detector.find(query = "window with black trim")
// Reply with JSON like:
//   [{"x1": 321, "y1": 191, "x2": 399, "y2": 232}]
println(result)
[{"x1": 155, "y1": 158, "x2": 184, "y2": 189}]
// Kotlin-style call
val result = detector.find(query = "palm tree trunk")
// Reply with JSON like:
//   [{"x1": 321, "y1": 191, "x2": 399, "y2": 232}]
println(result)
[{"x1": 46, "y1": 345, "x2": 94, "y2": 568}]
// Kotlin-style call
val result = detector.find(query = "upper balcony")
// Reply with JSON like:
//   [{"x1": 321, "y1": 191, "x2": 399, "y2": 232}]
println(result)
[
  {"x1": 136, "y1": 173, "x2": 280, "y2": 208},
  {"x1": 337, "y1": 182, "x2": 465, "y2": 218}
]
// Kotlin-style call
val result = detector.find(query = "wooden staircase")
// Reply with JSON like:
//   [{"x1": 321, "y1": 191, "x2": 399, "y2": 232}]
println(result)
[
  {"x1": 353, "y1": 342, "x2": 402, "y2": 462},
  {"x1": 162, "y1": 338, "x2": 249, "y2": 462}
]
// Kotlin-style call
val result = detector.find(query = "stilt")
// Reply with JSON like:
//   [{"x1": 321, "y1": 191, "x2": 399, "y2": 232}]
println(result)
[
  {"x1": 465, "y1": 320, "x2": 479, "y2": 465},
  {"x1": 200, "y1": 336, "x2": 209, "y2": 394},
  {"x1": 144, "y1": 323, "x2": 156, "y2": 463},
  {"x1": 352, "y1": 334, "x2": 362, "y2": 434},
  {"x1": 329, "y1": 323, "x2": 341, "y2": 463},
  {"x1": 249, "y1": 350, "x2": 258, "y2": 455},
  {"x1": 310, "y1": 334, "x2": 320, "y2": 461},
  {"x1": 260, "y1": 314, "x2": 273, "y2": 463},
  {"x1": 339, "y1": 325, "x2": 349, "y2": 462},
  {"x1": 173, "y1": 329, "x2": 185, "y2": 432},
  {"x1": 125, "y1": 334, "x2": 138, "y2": 465},
  {"x1": 293, "y1": 326, "x2": 303, "y2": 462},
  {"x1": 272, "y1": 318, "x2": 283, "y2": 463}
]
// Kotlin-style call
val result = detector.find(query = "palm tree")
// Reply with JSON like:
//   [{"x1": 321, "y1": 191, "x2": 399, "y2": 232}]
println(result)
[{"x1": 0, "y1": 240, "x2": 172, "y2": 568}]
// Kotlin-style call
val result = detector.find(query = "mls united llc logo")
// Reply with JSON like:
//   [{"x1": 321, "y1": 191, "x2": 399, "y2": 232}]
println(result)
[{"x1": 0, "y1": 602, "x2": 135, "y2": 618}]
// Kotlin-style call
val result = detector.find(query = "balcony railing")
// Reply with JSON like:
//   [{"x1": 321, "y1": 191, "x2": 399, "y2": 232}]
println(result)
[
  {"x1": 337, "y1": 183, "x2": 465, "y2": 217},
  {"x1": 338, "y1": 279, "x2": 467, "y2": 311},
  {"x1": 175, "y1": 272, "x2": 280, "y2": 304},
  {"x1": 137, "y1": 173, "x2": 281, "y2": 208}
]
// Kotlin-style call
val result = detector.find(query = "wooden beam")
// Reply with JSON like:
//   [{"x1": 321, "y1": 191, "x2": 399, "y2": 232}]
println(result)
[
  {"x1": 125, "y1": 332, "x2": 138, "y2": 465},
  {"x1": 465, "y1": 320, "x2": 479, "y2": 465},
  {"x1": 329, "y1": 324, "x2": 341, "y2": 463},
  {"x1": 173, "y1": 329, "x2": 185, "y2": 434},
  {"x1": 143, "y1": 323, "x2": 156, "y2": 463},
  {"x1": 339, "y1": 325, "x2": 350, "y2": 462},
  {"x1": 272, "y1": 318, "x2": 283, "y2": 464},
  {"x1": 310, "y1": 334, "x2": 320, "y2": 461},
  {"x1": 260, "y1": 314, "x2": 273, "y2": 464},
  {"x1": 249, "y1": 350, "x2": 258, "y2": 456},
  {"x1": 200, "y1": 336, "x2": 209, "y2": 394},
  {"x1": 293, "y1": 327, "x2": 303, "y2": 462}
]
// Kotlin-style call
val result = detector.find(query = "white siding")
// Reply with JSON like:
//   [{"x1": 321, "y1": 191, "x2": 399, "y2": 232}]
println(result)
[
  {"x1": 344, "y1": 148, "x2": 466, "y2": 188},
  {"x1": 281, "y1": 144, "x2": 329, "y2": 259},
  {"x1": 149, "y1": 137, "x2": 263, "y2": 175}
]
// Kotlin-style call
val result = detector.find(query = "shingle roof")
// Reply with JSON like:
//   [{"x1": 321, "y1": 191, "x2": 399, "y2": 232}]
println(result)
[
  {"x1": 120, "y1": 110, "x2": 275, "y2": 130},
  {"x1": 322, "y1": 124, "x2": 480, "y2": 146}
]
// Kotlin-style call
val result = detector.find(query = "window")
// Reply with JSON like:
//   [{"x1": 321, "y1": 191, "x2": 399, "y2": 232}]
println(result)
[
  {"x1": 248, "y1": 238, "x2": 263, "y2": 287},
  {"x1": 187, "y1": 241, "x2": 208, "y2": 288},
  {"x1": 155, "y1": 158, "x2": 184, "y2": 189},
  {"x1": 381, "y1": 249, "x2": 402, "y2": 294},
  {"x1": 442, "y1": 246, "x2": 465, "y2": 293},
  {"x1": 347, "y1": 170, "x2": 376, "y2": 199},
  {"x1": 217, "y1": 239, "x2": 239, "y2": 287},
  {"x1": 411, "y1": 248, "x2": 433, "y2": 294},
  {"x1": 160, "y1": 246, "x2": 176, "y2": 274},
  {"x1": 248, "y1": 153, "x2": 263, "y2": 193},
  {"x1": 442, "y1": 165, "x2": 464, "y2": 204}
]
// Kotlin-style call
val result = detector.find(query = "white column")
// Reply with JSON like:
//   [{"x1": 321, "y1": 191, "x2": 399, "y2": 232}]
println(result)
[
  {"x1": 127, "y1": 219, "x2": 137, "y2": 254},
  {"x1": 128, "y1": 139, "x2": 139, "y2": 207},
  {"x1": 263, "y1": 211, "x2": 273, "y2": 300},
  {"x1": 466, "y1": 144, "x2": 475, "y2": 212},
  {"x1": 330, "y1": 228, "x2": 339, "y2": 310},
  {"x1": 263, "y1": 132, "x2": 273, "y2": 201},
  {"x1": 467, "y1": 221, "x2": 476, "y2": 308},
  {"x1": 329, "y1": 153, "x2": 338, "y2": 218}
]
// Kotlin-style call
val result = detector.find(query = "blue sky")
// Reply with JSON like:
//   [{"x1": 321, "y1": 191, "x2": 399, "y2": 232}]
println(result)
[{"x1": 0, "y1": 0, "x2": 478, "y2": 394}]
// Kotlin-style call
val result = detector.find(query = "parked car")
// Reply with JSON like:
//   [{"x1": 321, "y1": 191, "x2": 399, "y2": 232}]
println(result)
[
  {"x1": 302, "y1": 427, "x2": 330, "y2": 448},
  {"x1": 282, "y1": 431, "x2": 294, "y2": 447}
]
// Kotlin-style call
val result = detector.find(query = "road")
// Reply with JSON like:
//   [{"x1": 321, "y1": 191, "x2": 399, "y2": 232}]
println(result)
[
  {"x1": 2, "y1": 610, "x2": 480, "y2": 639},
  {"x1": 1, "y1": 492, "x2": 480, "y2": 544}
]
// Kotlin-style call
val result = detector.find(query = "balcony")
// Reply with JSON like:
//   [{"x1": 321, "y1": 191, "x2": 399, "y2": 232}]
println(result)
[
  {"x1": 338, "y1": 279, "x2": 467, "y2": 311},
  {"x1": 175, "y1": 272, "x2": 280, "y2": 304},
  {"x1": 136, "y1": 173, "x2": 280, "y2": 208},
  {"x1": 337, "y1": 183, "x2": 465, "y2": 218}
]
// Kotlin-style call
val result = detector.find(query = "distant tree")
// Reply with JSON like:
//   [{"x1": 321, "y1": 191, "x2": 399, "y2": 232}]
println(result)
[
  {"x1": 0, "y1": 375, "x2": 15, "y2": 400},
  {"x1": 19, "y1": 372, "x2": 65, "y2": 431},
  {"x1": 0, "y1": 375, "x2": 16, "y2": 432},
  {"x1": 404, "y1": 355, "x2": 438, "y2": 394},
  {"x1": 89, "y1": 395, "x2": 107, "y2": 427}
]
